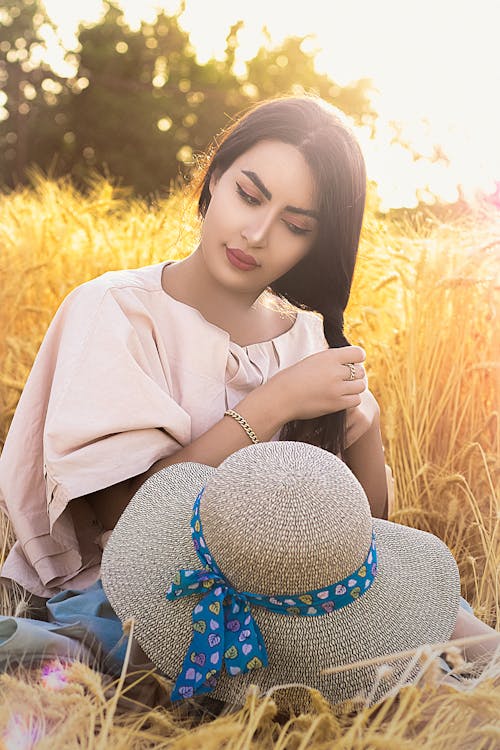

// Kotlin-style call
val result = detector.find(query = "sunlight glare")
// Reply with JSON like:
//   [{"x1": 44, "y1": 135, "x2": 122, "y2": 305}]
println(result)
[{"x1": 38, "y1": 0, "x2": 500, "y2": 208}]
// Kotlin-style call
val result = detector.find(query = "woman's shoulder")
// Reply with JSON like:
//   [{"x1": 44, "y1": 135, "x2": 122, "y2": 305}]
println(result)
[
  {"x1": 37, "y1": 263, "x2": 168, "y2": 362},
  {"x1": 67, "y1": 262, "x2": 165, "y2": 302},
  {"x1": 287, "y1": 308, "x2": 328, "y2": 352},
  {"x1": 259, "y1": 293, "x2": 326, "y2": 344},
  {"x1": 54, "y1": 262, "x2": 166, "y2": 324}
]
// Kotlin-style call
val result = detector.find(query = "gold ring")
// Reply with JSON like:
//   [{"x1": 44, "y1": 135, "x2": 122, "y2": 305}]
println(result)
[{"x1": 345, "y1": 363, "x2": 356, "y2": 381}]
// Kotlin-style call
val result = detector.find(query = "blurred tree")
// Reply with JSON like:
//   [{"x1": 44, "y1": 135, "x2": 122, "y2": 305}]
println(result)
[
  {"x1": 243, "y1": 34, "x2": 374, "y2": 128},
  {"x1": 64, "y1": 4, "x2": 247, "y2": 193},
  {"x1": 0, "y1": 0, "x2": 74, "y2": 186},
  {"x1": 0, "y1": 1, "x2": 377, "y2": 195}
]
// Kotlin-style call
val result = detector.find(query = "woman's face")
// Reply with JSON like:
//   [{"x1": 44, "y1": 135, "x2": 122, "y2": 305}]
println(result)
[{"x1": 199, "y1": 140, "x2": 319, "y2": 294}]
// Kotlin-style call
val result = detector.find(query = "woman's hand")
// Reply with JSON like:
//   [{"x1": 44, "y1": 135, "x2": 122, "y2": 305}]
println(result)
[
  {"x1": 345, "y1": 387, "x2": 381, "y2": 449},
  {"x1": 97, "y1": 530, "x2": 113, "y2": 550},
  {"x1": 269, "y1": 345, "x2": 367, "y2": 422}
]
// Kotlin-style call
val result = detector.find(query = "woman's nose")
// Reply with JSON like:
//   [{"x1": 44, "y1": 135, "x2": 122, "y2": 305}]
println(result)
[{"x1": 241, "y1": 210, "x2": 274, "y2": 247}]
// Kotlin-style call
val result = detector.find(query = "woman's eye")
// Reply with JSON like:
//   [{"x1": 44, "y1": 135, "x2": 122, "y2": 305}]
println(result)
[
  {"x1": 236, "y1": 183, "x2": 260, "y2": 205},
  {"x1": 284, "y1": 221, "x2": 311, "y2": 236}
]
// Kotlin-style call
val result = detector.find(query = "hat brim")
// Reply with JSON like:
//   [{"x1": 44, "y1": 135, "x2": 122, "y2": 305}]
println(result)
[{"x1": 102, "y1": 462, "x2": 460, "y2": 711}]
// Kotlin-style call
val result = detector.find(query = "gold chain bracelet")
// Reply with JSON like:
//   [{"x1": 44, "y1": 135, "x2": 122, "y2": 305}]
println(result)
[{"x1": 224, "y1": 409, "x2": 260, "y2": 445}]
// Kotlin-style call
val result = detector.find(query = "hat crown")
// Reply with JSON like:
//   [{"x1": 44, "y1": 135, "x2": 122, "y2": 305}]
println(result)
[{"x1": 201, "y1": 441, "x2": 373, "y2": 595}]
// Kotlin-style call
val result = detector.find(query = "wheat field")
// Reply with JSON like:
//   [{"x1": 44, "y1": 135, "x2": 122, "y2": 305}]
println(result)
[{"x1": 0, "y1": 176, "x2": 499, "y2": 748}]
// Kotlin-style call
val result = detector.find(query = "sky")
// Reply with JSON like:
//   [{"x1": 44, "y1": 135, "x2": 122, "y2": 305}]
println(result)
[{"x1": 41, "y1": 0, "x2": 500, "y2": 210}]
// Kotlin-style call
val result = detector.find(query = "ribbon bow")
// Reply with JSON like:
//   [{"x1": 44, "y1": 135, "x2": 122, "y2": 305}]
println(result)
[
  {"x1": 166, "y1": 488, "x2": 378, "y2": 701},
  {"x1": 166, "y1": 568, "x2": 267, "y2": 700}
]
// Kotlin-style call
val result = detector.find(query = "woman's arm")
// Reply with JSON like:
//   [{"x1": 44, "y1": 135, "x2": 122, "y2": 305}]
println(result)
[
  {"x1": 85, "y1": 379, "x2": 287, "y2": 531},
  {"x1": 451, "y1": 607, "x2": 500, "y2": 662},
  {"x1": 85, "y1": 345, "x2": 368, "y2": 531},
  {"x1": 343, "y1": 391, "x2": 389, "y2": 519}
]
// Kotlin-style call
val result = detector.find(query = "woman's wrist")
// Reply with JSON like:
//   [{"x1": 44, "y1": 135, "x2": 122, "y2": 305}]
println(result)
[
  {"x1": 235, "y1": 377, "x2": 292, "y2": 439},
  {"x1": 263, "y1": 371, "x2": 297, "y2": 422},
  {"x1": 345, "y1": 389, "x2": 380, "y2": 450}
]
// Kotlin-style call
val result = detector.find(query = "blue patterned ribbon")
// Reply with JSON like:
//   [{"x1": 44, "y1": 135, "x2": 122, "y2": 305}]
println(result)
[{"x1": 166, "y1": 488, "x2": 377, "y2": 701}]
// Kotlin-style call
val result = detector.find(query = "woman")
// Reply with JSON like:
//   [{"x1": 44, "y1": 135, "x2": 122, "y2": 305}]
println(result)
[
  {"x1": 0, "y1": 94, "x2": 494, "y2": 692},
  {"x1": 0, "y1": 95, "x2": 387, "y2": 609}
]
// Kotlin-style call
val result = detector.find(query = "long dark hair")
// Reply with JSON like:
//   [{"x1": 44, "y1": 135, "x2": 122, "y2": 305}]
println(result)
[{"x1": 198, "y1": 96, "x2": 367, "y2": 456}]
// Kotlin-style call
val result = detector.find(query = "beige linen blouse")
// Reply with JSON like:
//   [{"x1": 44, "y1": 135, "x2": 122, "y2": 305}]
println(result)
[{"x1": 0, "y1": 262, "x2": 328, "y2": 597}]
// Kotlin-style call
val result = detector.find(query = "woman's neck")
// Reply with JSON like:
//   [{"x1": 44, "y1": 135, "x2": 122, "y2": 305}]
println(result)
[{"x1": 162, "y1": 246, "x2": 266, "y2": 340}]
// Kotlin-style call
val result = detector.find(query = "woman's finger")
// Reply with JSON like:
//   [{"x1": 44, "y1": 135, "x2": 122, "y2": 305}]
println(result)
[
  {"x1": 341, "y1": 362, "x2": 366, "y2": 381},
  {"x1": 341, "y1": 378, "x2": 367, "y2": 395},
  {"x1": 337, "y1": 345, "x2": 366, "y2": 364}
]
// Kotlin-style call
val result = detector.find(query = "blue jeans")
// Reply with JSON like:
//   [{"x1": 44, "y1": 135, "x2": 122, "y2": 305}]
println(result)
[{"x1": 45, "y1": 579, "x2": 126, "y2": 672}]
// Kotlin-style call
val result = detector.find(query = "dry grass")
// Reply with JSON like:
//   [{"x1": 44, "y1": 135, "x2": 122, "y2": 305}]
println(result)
[
  {"x1": 1, "y1": 655, "x2": 499, "y2": 749},
  {"x1": 0, "y1": 177, "x2": 499, "y2": 747}
]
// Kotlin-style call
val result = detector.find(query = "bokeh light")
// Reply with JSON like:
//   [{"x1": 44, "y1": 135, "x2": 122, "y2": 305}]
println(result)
[
  {"x1": 40, "y1": 659, "x2": 69, "y2": 690},
  {"x1": 3, "y1": 715, "x2": 43, "y2": 750},
  {"x1": 27, "y1": 0, "x2": 500, "y2": 209}
]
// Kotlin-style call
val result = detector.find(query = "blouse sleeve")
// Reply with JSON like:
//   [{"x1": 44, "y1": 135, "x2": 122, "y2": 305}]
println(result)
[
  {"x1": 44, "y1": 283, "x2": 192, "y2": 509},
  {"x1": 0, "y1": 279, "x2": 191, "y2": 595}
]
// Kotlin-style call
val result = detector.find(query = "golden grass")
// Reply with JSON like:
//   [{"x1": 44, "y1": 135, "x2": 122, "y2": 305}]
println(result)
[
  {"x1": 0, "y1": 176, "x2": 499, "y2": 747},
  {"x1": 1, "y1": 656, "x2": 499, "y2": 748}
]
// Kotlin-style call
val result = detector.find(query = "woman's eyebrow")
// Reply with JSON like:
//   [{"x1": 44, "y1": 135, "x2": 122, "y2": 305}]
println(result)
[
  {"x1": 242, "y1": 170, "x2": 271, "y2": 200},
  {"x1": 241, "y1": 169, "x2": 319, "y2": 220}
]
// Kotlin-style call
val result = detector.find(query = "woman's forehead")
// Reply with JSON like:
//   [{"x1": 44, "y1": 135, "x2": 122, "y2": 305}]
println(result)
[{"x1": 228, "y1": 140, "x2": 317, "y2": 204}]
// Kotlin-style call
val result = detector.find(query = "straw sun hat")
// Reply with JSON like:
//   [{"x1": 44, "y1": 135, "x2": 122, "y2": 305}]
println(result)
[{"x1": 101, "y1": 441, "x2": 460, "y2": 712}]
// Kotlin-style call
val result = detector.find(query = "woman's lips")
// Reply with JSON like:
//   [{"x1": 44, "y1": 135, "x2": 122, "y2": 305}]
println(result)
[{"x1": 226, "y1": 247, "x2": 259, "y2": 271}]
